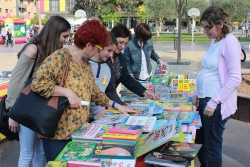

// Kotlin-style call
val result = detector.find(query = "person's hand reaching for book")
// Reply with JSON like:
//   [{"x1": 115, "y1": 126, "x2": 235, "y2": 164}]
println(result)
[
  {"x1": 115, "y1": 104, "x2": 139, "y2": 114},
  {"x1": 143, "y1": 90, "x2": 160, "y2": 100}
]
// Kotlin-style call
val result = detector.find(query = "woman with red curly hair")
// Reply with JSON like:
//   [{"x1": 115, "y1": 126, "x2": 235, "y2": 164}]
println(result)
[{"x1": 31, "y1": 19, "x2": 137, "y2": 161}]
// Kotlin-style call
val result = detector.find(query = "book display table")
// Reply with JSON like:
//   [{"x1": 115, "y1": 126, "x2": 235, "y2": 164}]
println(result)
[{"x1": 46, "y1": 73, "x2": 202, "y2": 167}]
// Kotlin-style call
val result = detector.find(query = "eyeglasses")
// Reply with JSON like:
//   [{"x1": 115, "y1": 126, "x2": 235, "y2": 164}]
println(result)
[
  {"x1": 117, "y1": 39, "x2": 129, "y2": 47},
  {"x1": 95, "y1": 44, "x2": 103, "y2": 53},
  {"x1": 201, "y1": 25, "x2": 214, "y2": 31}
]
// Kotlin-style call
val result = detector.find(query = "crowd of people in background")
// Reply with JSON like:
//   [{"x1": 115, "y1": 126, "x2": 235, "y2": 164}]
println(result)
[{"x1": 0, "y1": 25, "x2": 41, "y2": 46}]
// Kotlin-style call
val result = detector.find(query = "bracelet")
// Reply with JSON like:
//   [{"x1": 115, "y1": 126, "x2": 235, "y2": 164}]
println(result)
[{"x1": 112, "y1": 101, "x2": 116, "y2": 109}]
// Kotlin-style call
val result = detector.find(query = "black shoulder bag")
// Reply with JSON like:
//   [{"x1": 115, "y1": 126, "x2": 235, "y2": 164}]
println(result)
[{"x1": 8, "y1": 48, "x2": 70, "y2": 138}]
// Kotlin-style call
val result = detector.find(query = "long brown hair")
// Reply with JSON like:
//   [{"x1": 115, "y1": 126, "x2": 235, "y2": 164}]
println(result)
[
  {"x1": 17, "y1": 16, "x2": 71, "y2": 66},
  {"x1": 200, "y1": 6, "x2": 232, "y2": 38}
]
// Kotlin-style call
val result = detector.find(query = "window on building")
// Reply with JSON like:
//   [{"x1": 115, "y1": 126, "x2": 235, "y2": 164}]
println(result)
[
  {"x1": 10, "y1": 9, "x2": 12, "y2": 13},
  {"x1": 50, "y1": 0, "x2": 60, "y2": 12},
  {"x1": 20, "y1": 0, "x2": 23, "y2": 4},
  {"x1": 5, "y1": 9, "x2": 8, "y2": 13},
  {"x1": 0, "y1": 8, "x2": 2, "y2": 13},
  {"x1": 28, "y1": 0, "x2": 30, "y2": 5},
  {"x1": 28, "y1": 12, "x2": 30, "y2": 16}
]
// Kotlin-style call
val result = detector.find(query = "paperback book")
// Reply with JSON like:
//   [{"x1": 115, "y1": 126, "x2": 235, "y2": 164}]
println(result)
[
  {"x1": 108, "y1": 124, "x2": 144, "y2": 135},
  {"x1": 102, "y1": 132, "x2": 140, "y2": 140},
  {"x1": 93, "y1": 114, "x2": 129, "y2": 125},
  {"x1": 179, "y1": 112, "x2": 196, "y2": 124},
  {"x1": 125, "y1": 116, "x2": 157, "y2": 132},
  {"x1": 152, "y1": 141, "x2": 202, "y2": 160},
  {"x1": 67, "y1": 161, "x2": 102, "y2": 167},
  {"x1": 164, "y1": 102, "x2": 193, "y2": 112},
  {"x1": 91, "y1": 158, "x2": 136, "y2": 167},
  {"x1": 71, "y1": 123, "x2": 112, "y2": 141},
  {"x1": 55, "y1": 142, "x2": 97, "y2": 162},
  {"x1": 144, "y1": 153, "x2": 188, "y2": 167},
  {"x1": 92, "y1": 143, "x2": 136, "y2": 159}
]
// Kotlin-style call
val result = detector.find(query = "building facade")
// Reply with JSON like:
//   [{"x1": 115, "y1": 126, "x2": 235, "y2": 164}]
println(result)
[{"x1": 0, "y1": 0, "x2": 75, "y2": 19}]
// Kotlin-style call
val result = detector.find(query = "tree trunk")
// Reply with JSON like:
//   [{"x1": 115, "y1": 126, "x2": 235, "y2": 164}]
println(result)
[
  {"x1": 35, "y1": 0, "x2": 42, "y2": 28},
  {"x1": 156, "y1": 22, "x2": 161, "y2": 36},
  {"x1": 177, "y1": 12, "x2": 182, "y2": 64},
  {"x1": 126, "y1": 17, "x2": 130, "y2": 29}
]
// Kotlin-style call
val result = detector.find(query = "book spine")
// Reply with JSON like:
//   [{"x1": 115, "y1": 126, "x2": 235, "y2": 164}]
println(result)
[{"x1": 108, "y1": 128, "x2": 139, "y2": 135}]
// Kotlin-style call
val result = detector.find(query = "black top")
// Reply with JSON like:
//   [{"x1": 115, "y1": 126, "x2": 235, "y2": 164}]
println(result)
[{"x1": 105, "y1": 52, "x2": 146, "y2": 105}]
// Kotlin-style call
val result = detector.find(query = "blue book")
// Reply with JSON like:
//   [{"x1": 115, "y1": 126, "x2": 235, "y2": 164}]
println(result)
[{"x1": 180, "y1": 112, "x2": 196, "y2": 124}]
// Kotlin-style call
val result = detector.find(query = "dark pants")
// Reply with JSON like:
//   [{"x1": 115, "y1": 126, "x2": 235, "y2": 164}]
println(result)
[
  {"x1": 195, "y1": 97, "x2": 230, "y2": 167},
  {"x1": 42, "y1": 138, "x2": 70, "y2": 161}
]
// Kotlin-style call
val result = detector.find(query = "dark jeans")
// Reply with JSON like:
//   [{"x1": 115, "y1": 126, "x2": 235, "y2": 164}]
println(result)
[
  {"x1": 195, "y1": 97, "x2": 230, "y2": 167},
  {"x1": 42, "y1": 138, "x2": 71, "y2": 161}
]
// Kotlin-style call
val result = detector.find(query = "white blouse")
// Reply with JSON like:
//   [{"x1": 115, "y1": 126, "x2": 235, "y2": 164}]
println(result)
[
  {"x1": 138, "y1": 42, "x2": 150, "y2": 80},
  {"x1": 196, "y1": 39, "x2": 224, "y2": 98}
]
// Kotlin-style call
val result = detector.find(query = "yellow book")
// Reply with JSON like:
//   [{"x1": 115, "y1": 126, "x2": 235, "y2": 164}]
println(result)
[{"x1": 102, "y1": 132, "x2": 139, "y2": 140}]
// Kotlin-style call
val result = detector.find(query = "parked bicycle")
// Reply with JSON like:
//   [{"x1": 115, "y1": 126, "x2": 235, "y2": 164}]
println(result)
[{"x1": 241, "y1": 48, "x2": 246, "y2": 62}]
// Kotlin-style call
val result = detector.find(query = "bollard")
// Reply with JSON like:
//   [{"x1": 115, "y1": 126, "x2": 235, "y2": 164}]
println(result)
[{"x1": 174, "y1": 36, "x2": 178, "y2": 50}]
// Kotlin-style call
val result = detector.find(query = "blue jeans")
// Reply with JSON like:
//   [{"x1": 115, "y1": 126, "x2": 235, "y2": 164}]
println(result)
[
  {"x1": 18, "y1": 125, "x2": 46, "y2": 167},
  {"x1": 42, "y1": 138, "x2": 70, "y2": 161},
  {"x1": 195, "y1": 97, "x2": 230, "y2": 167}
]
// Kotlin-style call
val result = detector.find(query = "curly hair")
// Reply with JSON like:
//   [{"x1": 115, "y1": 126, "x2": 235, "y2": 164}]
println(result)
[
  {"x1": 74, "y1": 20, "x2": 110, "y2": 49},
  {"x1": 200, "y1": 6, "x2": 232, "y2": 38}
]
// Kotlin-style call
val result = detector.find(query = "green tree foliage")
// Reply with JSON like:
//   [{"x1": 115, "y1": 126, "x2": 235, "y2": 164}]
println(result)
[
  {"x1": 101, "y1": 11, "x2": 121, "y2": 24},
  {"x1": 146, "y1": 0, "x2": 174, "y2": 36},
  {"x1": 31, "y1": 15, "x2": 48, "y2": 25},
  {"x1": 73, "y1": 0, "x2": 114, "y2": 19},
  {"x1": 116, "y1": 0, "x2": 143, "y2": 27},
  {"x1": 210, "y1": 0, "x2": 250, "y2": 22},
  {"x1": 135, "y1": 4, "x2": 147, "y2": 23},
  {"x1": 30, "y1": 15, "x2": 38, "y2": 25},
  {"x1": 41, "y1": 16, "x2": 49, "y2": 25}
]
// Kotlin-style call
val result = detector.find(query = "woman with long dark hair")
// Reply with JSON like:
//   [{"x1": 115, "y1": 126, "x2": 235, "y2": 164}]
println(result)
[{"x1": 6, "y1": 16, "x2": 71, "y2": 167}]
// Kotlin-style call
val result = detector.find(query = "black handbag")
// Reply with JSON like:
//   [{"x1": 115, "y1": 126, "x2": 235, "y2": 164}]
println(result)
[
  {"x1": 8, "y1": 49, "x2": 70, "y2": 138},
  {"x1": 0, "y1": 95, "x2": 19, "y2": 141}
]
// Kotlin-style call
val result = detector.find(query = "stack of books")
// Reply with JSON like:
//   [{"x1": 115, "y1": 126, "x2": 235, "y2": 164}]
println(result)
[
  {"x1": 102, "y1": 124, "x2": 144, "y2": 146},
  {"x1": 71, "y1": 123, "x2": 112, "y2": 143}
]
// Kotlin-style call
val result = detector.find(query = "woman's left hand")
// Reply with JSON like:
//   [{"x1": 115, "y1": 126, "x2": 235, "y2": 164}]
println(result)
[
  {"x1": 158, "y1": 59, "x2": 167, "y2": 67},
  {"x1": 143, "y1": 90, "x2": 160, "y2": 100},
  {"x1": 116, "y1": 105, "x2": 138, "y2": 114},
  {"x1": 204, "y1": 105, "x2": 215, "y2": 117}
]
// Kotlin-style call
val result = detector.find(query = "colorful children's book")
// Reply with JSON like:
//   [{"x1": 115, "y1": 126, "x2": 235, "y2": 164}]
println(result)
[
  {"x1": 108, "y1": 124, "x2": 144, "y2": 135},
  {"x1": 125, "y1": 116, "x2": 157, "y2": 132},
  {"x1": 154, "y1": 64, "x2": 169, "y2": 77},
  {"x1": 164, "y1": 102, "x2": 193, "y2": 112},
  {"x1": 160, "y1": 92, "x2": 190, "y2": 103},
  {"x1": 161, "y1": 111, "x2": 181, "y2": 133},
  {"x1": 92, "y1": 143, "x2": 136, "y2": 159},
  {"x1": 91, "y1": 158, "x2": 136, "y2": 167},
  {"x1": 144, "y1": 153, "x2": 188, "y2": 167},
  {"x1": 152, "y1": 141, "x2": 202, "y2": 160},
  {"x1": 93, "y1": 110, "x2": 120, "y2": 120},
  {"x1": 71, "y1": 123, "x2": 112, "y2": 141},
  {"x1": 93, "y1": 114, "x2": 129, "y2": 125},
  {"x1": 46, "y1": 161, "x2": 66, "y2": 167},
  {"x1": 102, "y1": 139, "x2": 137, "y2": 146},
  {"x1": 134, "y1": 120, "x2": 176, "y2": 157},
  {"x1": 179, "y1": 112, "x2": 196, "y2": 124},
  {"x1": 55, "y1": 142, "x2": 97, "y2": 162},
  {"x1": 123, "y1": 94, "x2": 140, "y2": 103},
  {"x1": 102, "y1": 132, "x2": 139, "y2": 140},
  {"x1": 67, "y1": 161, "x2": 102, "y2": 167}
]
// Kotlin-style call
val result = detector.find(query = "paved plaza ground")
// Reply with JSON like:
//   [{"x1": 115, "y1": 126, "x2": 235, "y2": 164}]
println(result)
[{"x1": 0, "y1": 40, "x2": 250, "y2": 167}]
